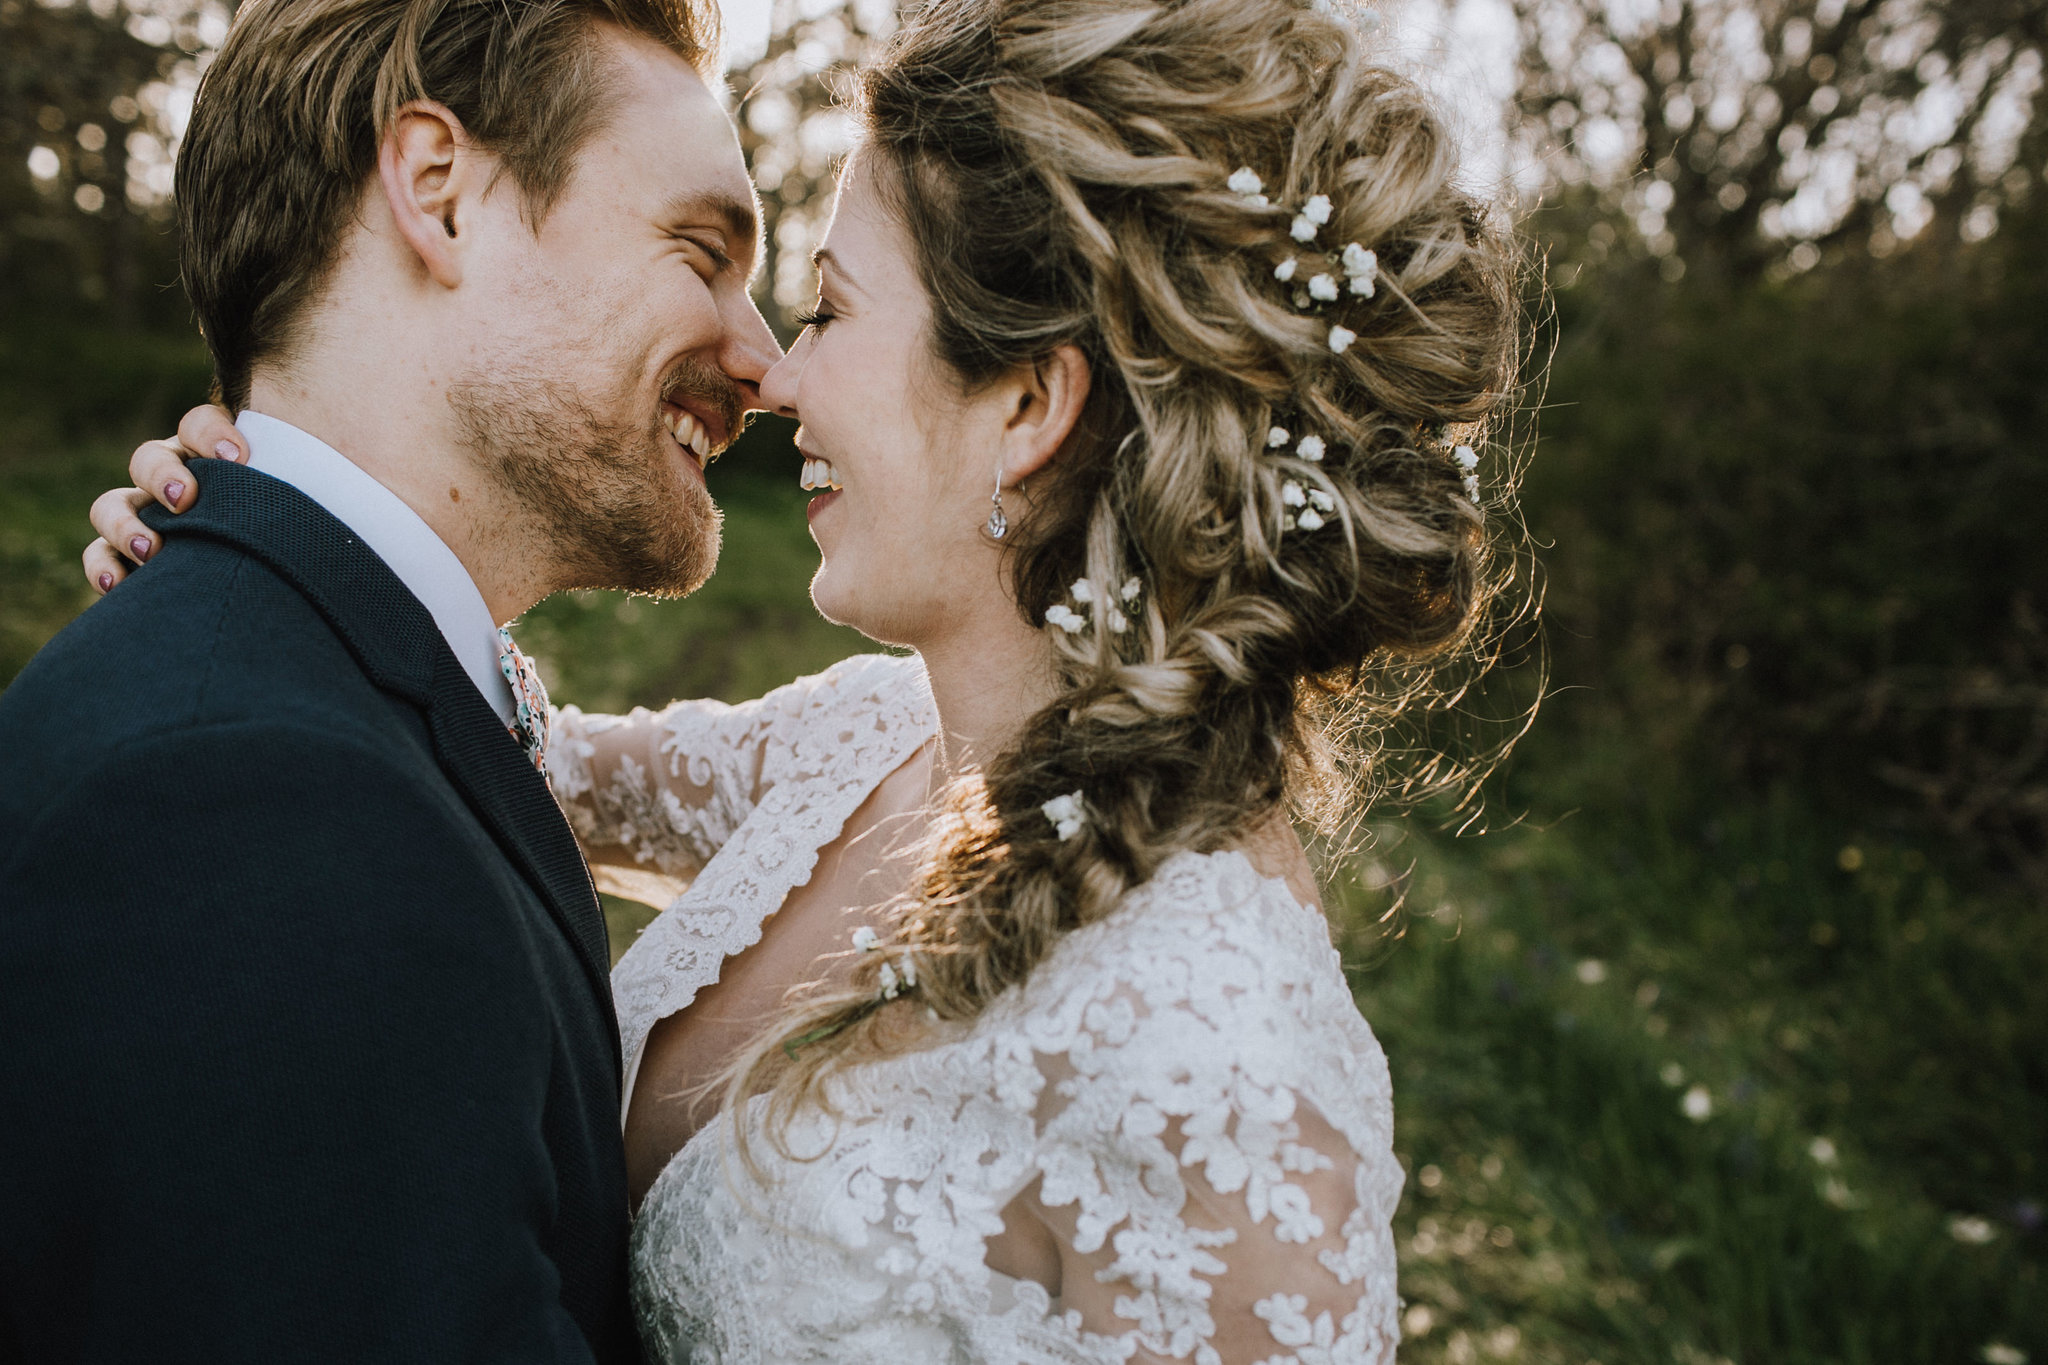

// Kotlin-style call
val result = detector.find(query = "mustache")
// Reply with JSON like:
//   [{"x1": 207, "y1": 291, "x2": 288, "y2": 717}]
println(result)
[{"x1": 660, "y1": 359, "x2": 747, "y2": 451}]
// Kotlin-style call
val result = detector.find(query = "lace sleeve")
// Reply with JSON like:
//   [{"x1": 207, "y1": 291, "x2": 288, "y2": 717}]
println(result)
[
  {"x1": 546, "y1": 694, "x2": 780, "y2": 879},
  {"x1": 1018, "y1": 856, "x2": 1403, "y2": 1365}
]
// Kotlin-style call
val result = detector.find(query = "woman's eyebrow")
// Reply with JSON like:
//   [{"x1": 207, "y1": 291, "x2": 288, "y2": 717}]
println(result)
[{"x1": 811, "y1": 246, "x2": 865, "y2": 297}]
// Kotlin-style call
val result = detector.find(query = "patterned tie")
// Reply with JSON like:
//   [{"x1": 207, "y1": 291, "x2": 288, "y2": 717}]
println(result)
[{"x1": 497, "y1": 626, "x2": 551, "y2": 773}]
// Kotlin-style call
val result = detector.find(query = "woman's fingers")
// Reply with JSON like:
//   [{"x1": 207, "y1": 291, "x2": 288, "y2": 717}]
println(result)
[
  {"x1": 128, "y1": 440, "x2": 202, "y2": 512},
  {"x1": 90, "y1": 486, "x2": 161, "y2": 569},
  {"x1": 177, "y1": 404, "x2": 246, "y2": 467},
  {"x1": 83, "y1": 537, "x2": 130, "y2": 595}
]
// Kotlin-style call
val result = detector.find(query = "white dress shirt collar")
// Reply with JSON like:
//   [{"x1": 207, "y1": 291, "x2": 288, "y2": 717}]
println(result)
[{"x1": 236, "y1": 411, "x2": 517, "y2": 726}]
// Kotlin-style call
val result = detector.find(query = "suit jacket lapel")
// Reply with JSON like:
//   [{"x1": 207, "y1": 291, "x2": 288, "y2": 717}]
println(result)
[{"x1": 143, "y1": 460, "x2": 621, "y2": 1077}]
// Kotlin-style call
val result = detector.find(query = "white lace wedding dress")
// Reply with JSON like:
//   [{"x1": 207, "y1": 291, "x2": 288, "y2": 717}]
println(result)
[{"x1": 551, "y1": 654, "x2": 1404, "y2": 1365}]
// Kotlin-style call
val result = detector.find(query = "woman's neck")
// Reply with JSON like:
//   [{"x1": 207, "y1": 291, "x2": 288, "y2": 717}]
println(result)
[{"x1": 914, "y1": 608, "x2": 1059, "y2": 783}]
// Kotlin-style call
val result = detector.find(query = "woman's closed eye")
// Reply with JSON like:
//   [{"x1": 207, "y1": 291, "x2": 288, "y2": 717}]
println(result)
[{"x1": 793, "y1": 304, "x2": 836, "y2": 332}]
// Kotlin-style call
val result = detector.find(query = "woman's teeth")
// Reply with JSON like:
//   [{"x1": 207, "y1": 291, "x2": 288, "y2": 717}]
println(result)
[
  {"x1": 799, "y1": 458, "x2": 842, "y2": 492},
  {"x1": 663, "y1": 407, "x2": 713, "y2": 464}
]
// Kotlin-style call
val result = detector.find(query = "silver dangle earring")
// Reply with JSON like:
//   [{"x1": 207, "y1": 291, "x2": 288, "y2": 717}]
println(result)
[{"x1": 985, "y1": 466, "x2": 1009, "y2": 539}]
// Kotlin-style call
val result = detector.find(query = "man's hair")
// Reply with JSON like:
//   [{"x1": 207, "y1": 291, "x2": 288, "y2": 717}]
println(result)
[{"x1": 176, "y1": 0, "x2": 718, "y2": 409}]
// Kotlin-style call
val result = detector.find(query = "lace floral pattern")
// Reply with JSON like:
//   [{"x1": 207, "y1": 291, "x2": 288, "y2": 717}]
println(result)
[
  {"x1": 559, "y1": 653, "x2": 1402, "y2": 1362},
  {"x1": 552, "y1": 654, "x2": 939, "y2": 1106},
  {"x1": 631, "y1": 851, "x2": 1403, "y2": 1365}
]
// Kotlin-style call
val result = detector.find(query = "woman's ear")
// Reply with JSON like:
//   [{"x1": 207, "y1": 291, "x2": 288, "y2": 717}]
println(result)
[
  {"x1": 376, "y1": 100, "x2": 475, "y2": 289},
  {"x1": 999, "y1": 343, "x2": 1092, "y2": 485}
]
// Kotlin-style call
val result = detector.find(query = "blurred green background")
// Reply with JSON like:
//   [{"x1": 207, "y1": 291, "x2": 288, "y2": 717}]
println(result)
[{"x1": 3, "y1": 0, "x2": 2043, "y2": 1360}]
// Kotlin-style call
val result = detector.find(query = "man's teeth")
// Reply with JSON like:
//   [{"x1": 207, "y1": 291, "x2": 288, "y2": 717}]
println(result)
[
  {"x1": 799, "y1": 458, "x2": 842, "y2": 492},
  {"x1": 663, "y1": 407, "x2": 713, "y2": 462}
]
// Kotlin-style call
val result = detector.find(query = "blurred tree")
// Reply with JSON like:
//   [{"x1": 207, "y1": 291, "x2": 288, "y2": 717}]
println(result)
[
  {"x1": 1, "y1": 0, "x2": 222, "y2": 330},
  {"x1": 729, "y1": 0, "x2": 894, "y2": 341},
  {"x1": 1514, "y1": 0, "x2": 2045, "y2": 280}
]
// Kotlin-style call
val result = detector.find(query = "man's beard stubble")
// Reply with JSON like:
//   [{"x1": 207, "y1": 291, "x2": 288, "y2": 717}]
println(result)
[{"x1": 448, "y1": 359, "x2": 738, "y2": 600}]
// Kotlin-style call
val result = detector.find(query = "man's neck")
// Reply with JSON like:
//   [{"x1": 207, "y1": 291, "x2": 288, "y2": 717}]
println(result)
[{"x1": 245, "y1": 373, "x2": 553, "y2": 624}]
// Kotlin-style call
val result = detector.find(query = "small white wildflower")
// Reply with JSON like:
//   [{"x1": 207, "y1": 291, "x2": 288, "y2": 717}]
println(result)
[
  {"x1": 1296, "y1": 508, "x2": 1326, "y2": 531},
  {"x1": 1949, "y1": 1215, "x2": 1997, "y2": 1245},
  {"x1": 1342, "y1": 243, "x2": 1378, "y2": 296},
  {"x1": 1308, "y1": 273, "x2": 1339, "y2": 302},
  {"x1": 1290, "y1": 214, "x2": 1318, "y2": 243},
  {"x1": 1119, "y1": 576, "x2": 1141, "y2": 603},
  {"x1": 1042, "y1": 791, "x2": 1086, "y2": 841},
  {"x1": 1296, "y1": 434, "x2": 1326, "y2": 462},
  {"x1": 1267, "y1": 425, "x2": 1290, "y2": 448},
  {"x1": 1306, "y1": 487, "x2": 1335, "y2": 512},
  {"x1": 1070, "y1": 578, "x2": 1095, "y2": 603},
  {"x1": 1454, "y1": 444, "x2": 1479, "y2": 470},
  {"x1": 1227, "y1": 166, "x2": 1266, "y2": 202},
  {"x1": 897, "y1": 954, "x2": 918, "y2": 989},
  {"x1": 1682, "y1": 1085, "x2": 1713, "y2": 1121},
  {"x1": 1281, "y1": 480, "x2": 1307, "y2": 507},
  {"x1": 1302, "y1": 194, "x2": 1332, "y2": 225},
  {"x1": 1106, "y1": 607, "x2": 1130, "y2": 633},
  {"x1": 1328, "y1": 324, "x2": 1357, "y2": 354},
  {"x1": 851, "y1": 926, "x2": 881, "y2": 953},
  {"x1": 1808, "y1": 1136, "x2": 1838, "y2": 1166},
  {"x1": 1044, "y1": 604, "x2": 1086, "y2": 634},
  {"x1": 1274, "y1": 256, "x2": 1299, "y2": 282}
]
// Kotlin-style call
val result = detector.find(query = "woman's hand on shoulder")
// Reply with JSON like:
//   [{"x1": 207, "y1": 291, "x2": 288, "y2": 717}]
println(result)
[{"x1": 83, "y1": 405, "x2": 249, "y2": 594}]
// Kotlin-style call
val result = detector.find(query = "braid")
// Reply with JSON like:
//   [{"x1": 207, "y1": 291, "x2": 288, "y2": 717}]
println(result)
[{"x1": 734, "y1": 0, "x2": 1524, "y2": 1147}]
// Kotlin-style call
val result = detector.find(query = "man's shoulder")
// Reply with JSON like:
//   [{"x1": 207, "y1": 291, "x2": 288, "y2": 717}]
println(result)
[{"x1": 0, "y1": 539, "x2": 426, "y2": 827}]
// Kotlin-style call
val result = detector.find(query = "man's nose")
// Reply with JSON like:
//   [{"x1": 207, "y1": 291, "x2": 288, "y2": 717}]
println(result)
[{"x1": 721, "y1": 293, "x2": 785, "y2": 411}]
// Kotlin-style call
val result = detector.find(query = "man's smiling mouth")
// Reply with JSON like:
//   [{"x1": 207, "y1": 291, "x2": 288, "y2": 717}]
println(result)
[{"x1": 661, "y1": 402, "x2": 716, "y2": 468}]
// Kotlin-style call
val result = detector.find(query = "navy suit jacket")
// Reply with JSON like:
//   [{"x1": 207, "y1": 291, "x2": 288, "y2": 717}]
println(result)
[{"x1": 0, "y1": 460, "x2": 637, "y2": 1363}]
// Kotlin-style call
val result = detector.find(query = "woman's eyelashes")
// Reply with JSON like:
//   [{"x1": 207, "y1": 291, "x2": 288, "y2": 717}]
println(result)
[{"x1": 793, "y1": 303, "x2": 837, "y2": 331}]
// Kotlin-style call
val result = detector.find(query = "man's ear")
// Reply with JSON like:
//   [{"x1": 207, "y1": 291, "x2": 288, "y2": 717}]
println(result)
[
  {"x1": 998, "y1": 343, "x2": 1092, "y2": 486},
  {"x1": 376, "y1": 100, "x2": 477, "y2": 289}
]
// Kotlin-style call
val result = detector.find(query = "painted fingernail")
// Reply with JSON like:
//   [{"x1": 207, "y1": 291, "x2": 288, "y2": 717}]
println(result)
[
  {"x1": 98, "y1": 572, "x2": 114, "y2": 592},
  {"x1": 215, "y1": 441, "x2": 240, "y2": 462},
  {"x1": 130, "y1": 536, "x2": 152, "y2": 562},
  {"x1": 164, "y1": 480, "x2": 185, "y2": 504}
]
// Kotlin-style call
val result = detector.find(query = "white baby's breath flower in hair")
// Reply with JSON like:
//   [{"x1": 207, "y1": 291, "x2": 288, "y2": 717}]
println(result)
[
  {"x1": 1308, "y1": 273, "x2": 1338, "y2": 302},
  {"x1": 1328, "y1": 324, "x2": 1357, "y2": 354},
  {"x1": 1227, "y1": 166, "x2": 1266, "y2": 202},
  {"x1": 1042, "y1": 791, "x2": 1086, "y2": 841},
  {"x1": 1290, "y1": 214, "x2": 1317, "y2": 243},
  {"x1": 1106, "y1": 607, "x2": 1130, "y2": 633},
  {"x1": 1274, "y1": 257, "x2": 1299, "y2": 282},
  {"x1": 1120, "y1": 576, "x2": 1142, "y2": 603},
  {"x1": 1044, "y1": 604, "x2": 1086, "y2": 634},
  {"x1": 1454, "y1": 444, "x2": 1479, "y2": 470},
  {"x1": 1341, "y1": 243, "x2": 1377, "y2": 296},
  {"x1": 1281, "y1": 480, "x2": 1307, "y2": 507},
  {"x1": 878, "y1": 960, "x2": 902, "y2": 998},
  {"x1": 1296, "y1": 434, "x2": 1325, "y2": 462},
  {"x1": 897, "y1": 954, "x2": 918, "y2": 989},
  {"x1": 1267, "y1": 426, "x2": 1290, "y2": 449},
  {"x1": 1296, "y1": 508, "x2": 1326, "y2": 531},
  {"x1": 1307, "y1": 487, "x2": 1335, "y2": 513},
  {"x1": 1302, "y1": 194, "x2": 1332, "y2": 226},
  {"x1": 1070, "y1": 578, "x2": 1095, "y2": 603},
  {"x1": 1463, "y1": 473, "x2": 1481, "y2": 503},
  {"x1": 851, "y1": 925, "x2": 881, "y2": 953}
]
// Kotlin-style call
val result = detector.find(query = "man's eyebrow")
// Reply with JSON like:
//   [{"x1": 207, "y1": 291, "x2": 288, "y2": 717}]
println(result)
[{"x1": 664, "y1": 189, "x2": 760, "y2": 261}]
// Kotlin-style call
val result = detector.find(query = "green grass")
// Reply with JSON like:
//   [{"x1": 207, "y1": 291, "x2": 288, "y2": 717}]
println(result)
[{"x1": 2, "y1": 437, "x2": 2039, "y2": 1364}]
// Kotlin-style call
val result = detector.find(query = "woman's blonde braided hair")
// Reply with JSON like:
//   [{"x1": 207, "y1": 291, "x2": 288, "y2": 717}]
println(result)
[{"x1": 733, "y1": 0, "x2": 1524, "y2": 1142}]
